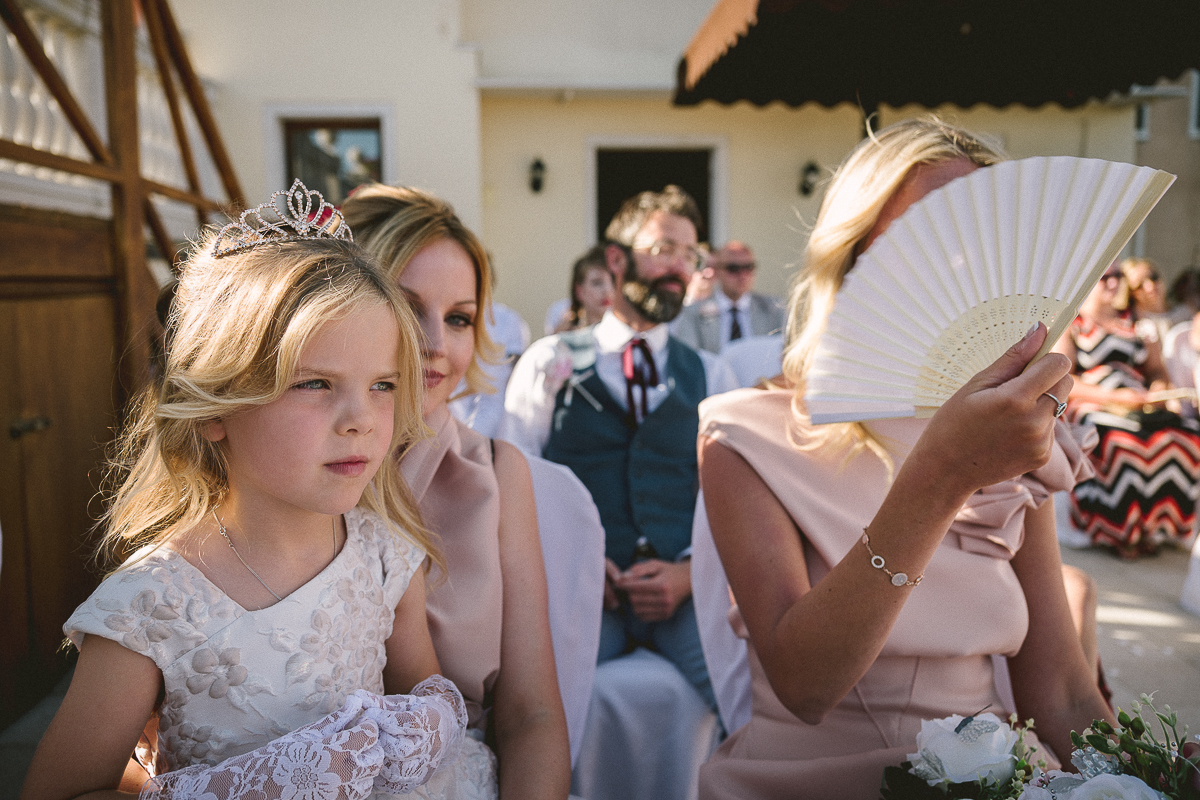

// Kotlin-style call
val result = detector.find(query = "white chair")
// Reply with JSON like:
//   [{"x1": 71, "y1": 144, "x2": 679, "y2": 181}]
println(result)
[
  {"x1": 689, "y1": 491, "x2": 752, "y2": 734},
  {"x1": 525, "y1": 455, "x2": 606, "y2": 767},
  {"x1": 1183, "y1": 534, "x2": 1200, "y2": 617},
  {"x1": 570, "y1": 648, "x2": 721, "y2": 800},
  {"x1": 1163, "y1": 321, "x2": 1199, "y2": 421},
  {"x1": 720, "y1": 334, "x2": 783, "y2": 389}
]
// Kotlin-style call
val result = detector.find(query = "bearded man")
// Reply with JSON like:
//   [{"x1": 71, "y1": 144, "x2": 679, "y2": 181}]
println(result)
[{"x1": 503, "y1": 185, "x2": 735, "y2": 710}]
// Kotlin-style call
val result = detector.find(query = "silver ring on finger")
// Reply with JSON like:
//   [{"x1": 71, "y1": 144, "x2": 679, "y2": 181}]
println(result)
[{"x1": 1043, "y1": 391, "x2": 1067, "y2": 418}]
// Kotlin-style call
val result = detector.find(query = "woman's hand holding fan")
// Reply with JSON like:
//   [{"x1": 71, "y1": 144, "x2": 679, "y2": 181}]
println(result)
[{"x1": 906, "y1": 322, "x2": 1073, "y2": 499}]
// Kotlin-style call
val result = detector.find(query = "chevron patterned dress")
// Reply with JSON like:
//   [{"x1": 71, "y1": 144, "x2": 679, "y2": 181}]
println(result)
[{"x1": 1068, "y1": 315, "x2": 1200, "y2": 557}]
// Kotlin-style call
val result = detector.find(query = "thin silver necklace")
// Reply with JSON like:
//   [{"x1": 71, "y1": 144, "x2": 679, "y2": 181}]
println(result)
[{"x1": 211, "y1": 508, "x2": 337, "y2": 603}]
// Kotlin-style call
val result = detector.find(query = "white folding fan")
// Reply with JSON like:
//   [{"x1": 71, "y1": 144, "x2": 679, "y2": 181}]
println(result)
[{"x1": 804, "y1": 156, "x2": 1175, "y2": 425}]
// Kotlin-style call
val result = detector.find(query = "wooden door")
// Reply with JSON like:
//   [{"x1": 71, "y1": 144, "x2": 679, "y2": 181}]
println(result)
[{"x1": 0, "y1": 206, "x2": 118, "y2": 729}]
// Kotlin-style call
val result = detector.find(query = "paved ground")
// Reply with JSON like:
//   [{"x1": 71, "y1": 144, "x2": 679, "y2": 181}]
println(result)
[
  {"x1": 1060, "y1": 542, "x2": 1200, "y2": 738},
  {"x1": 3, "y1": 501, "x2": 1198, "y2": 797}
]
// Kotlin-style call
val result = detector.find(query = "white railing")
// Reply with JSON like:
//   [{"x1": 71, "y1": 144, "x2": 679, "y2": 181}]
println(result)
[{"x1": 0, "y1": 0, "x2": 216, "y2": 242}]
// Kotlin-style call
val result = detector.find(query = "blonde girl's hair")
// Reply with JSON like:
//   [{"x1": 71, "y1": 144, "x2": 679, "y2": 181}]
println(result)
[
  {"x1": 1117, "y1": 256, "x2": 1158, "y2": 313},
  {"x1": 97, "y1": 232, "x2": 441, "y2": 574},
  {"x1": 341, "y1": 184, "x2": 502, "y2": 397},
  {"x1": 781, "y1": 116, "x2": 1003, "y2": 468}
]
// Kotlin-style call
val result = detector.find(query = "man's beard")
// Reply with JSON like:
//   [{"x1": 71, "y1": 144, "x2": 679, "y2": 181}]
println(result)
[{"x1": 622, "y1": 275, "x2": 686, "y2": 324}]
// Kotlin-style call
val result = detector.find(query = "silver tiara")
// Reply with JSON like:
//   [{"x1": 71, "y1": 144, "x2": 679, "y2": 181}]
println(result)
[{"x1": 213, "y1": 179, "x2": 353, "y2": 258}]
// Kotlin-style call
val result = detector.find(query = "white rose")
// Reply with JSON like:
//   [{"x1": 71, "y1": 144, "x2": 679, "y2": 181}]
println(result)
[
  {"x1": 908, "y1": 712, "x2": 1020, "y2": 786},
  {"x1": 1018, "y1": 784, "x2": 1056, "y2": 800},
  {"x1": 1020, "y1": 770, "x2": 1086, "y2": 800},
  {"x1": 1068, "y1": 774, "x2": 1168, "y2": 800}
]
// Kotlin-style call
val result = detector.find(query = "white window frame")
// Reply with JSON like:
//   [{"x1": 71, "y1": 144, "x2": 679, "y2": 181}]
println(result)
[
  {"x1": 1189, "y1": 69, "x2": 1200, "y2": 141},
  {"x1": 1135, "y1": 101, "x2": 1151, "y2": 143},
  {"x1": 584, "y1": 134, "x2": 728, "y2": 246},
  {"x1": 263, "y1": 104, "x2": 396, "y2": 194}
]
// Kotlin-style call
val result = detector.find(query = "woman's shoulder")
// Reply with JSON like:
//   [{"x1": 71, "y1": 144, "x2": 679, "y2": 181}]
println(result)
[
  {"x1": 700, "y1": 385, "x2": 795, "y2": 440},
  {"x1": 64, "y1": 544, "x2": 241, "y2": 667}
]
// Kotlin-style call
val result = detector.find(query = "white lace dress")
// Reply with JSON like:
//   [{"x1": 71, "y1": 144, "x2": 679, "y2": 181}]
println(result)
[{"x1": 64, "y1": 506, "x2": 484, "y2": 798}]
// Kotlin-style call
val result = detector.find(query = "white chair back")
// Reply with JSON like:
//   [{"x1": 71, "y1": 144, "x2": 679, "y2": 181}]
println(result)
[
  {"x1": 570, "y1": 649, "x2": 721, "y2": 800},
  {"x1": 690, "y1": 490, "x2": 752, "y2": 734},
  {"x1": 1183, "y1": 533, "x2": 1200, "y2": 617},
  {"x1": 720, "y1": 334, "x2": 783, "y2": 389},
  {"x1": 526, "y1": 455, "x2": 606, "y2": 766}
]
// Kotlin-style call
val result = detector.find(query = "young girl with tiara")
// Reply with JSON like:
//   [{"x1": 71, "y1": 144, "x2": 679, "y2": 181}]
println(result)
[{"x1": 21, "y1": 182, "x2": 467, "y2": 800}]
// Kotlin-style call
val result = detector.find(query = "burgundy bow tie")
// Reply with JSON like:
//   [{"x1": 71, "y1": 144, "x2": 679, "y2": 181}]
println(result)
[{"x1": 622, "y1": 337, "x2": 659, "y2": 425}]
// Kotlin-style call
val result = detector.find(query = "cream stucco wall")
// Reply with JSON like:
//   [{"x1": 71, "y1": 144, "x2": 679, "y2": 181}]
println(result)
[
  {"x1": 164, "y1": 1, "x2": 1144, "y2": 337},
  {"x1": 462, "y1": 0, "x2": 712, "y2": 90},
  {"x1": 171, "y1": 1, "x2": 484, "y2": 229},
  {"x1": 1135, "y1": 79, "x2": 1200, "y2": 279},
  {"x1": 482, "y1": 95, "x2": 1139, "y2": 331}
]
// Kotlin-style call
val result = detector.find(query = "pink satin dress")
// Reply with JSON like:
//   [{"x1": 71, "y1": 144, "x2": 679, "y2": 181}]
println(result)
[
  {"x1": 401, "y1": 412, "x2": 504, "y2": 799},
  {"x1": 697, "y1": 387, "x2": 1092, "y2": 800}
]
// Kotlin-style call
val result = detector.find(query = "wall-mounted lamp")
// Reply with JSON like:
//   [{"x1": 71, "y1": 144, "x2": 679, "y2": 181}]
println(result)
[
  {"x1": 529, "y1": 158, "x2": 546, "y2": 193},
  {"x1": 798, "y1": 160, "x2": 820, "y2": 197}
]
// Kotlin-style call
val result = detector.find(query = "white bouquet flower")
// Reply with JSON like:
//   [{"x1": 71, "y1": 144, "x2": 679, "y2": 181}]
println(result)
[
  {"x1": 909, "y1": 712, "x2": 1022, "y2": 787},
  {"x1": 1019, "y1": 771, "x2": 1169, "y2": 800}
]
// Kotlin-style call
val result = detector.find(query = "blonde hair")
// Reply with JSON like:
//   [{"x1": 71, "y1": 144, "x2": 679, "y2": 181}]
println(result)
[
  {"x1": 782, "y1": 117, "x2": 1003, "y2": 466},
  {"x1": 341, "y1": 184, "x2": 501, "y2": 397},
  {"x1": 98, "y1": 232, "x2": 440, "y2": 573},
  {"x1": 1118, "y1": 256, "x2": 1158, "y2": 312}
]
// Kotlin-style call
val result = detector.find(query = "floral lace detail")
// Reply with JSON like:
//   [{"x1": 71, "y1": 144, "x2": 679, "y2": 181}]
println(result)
[
  {"x1": 394, "y1": 736, "x2": 497, "y2": 800},
  {"x1": 66, "y1": 508, "x2": 430, "y2": 776},
  {"x1": 140, "y1": 684, "x2": 466, "y2": 800}
]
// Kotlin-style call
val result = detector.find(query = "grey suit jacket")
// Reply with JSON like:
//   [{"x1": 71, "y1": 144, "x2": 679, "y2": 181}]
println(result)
[{"x1": 671, "y1": 292, "x2": 786, "y2": 354}]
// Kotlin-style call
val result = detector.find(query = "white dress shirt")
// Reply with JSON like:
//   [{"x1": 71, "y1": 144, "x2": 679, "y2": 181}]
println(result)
[
  {"x1": 501, "y1": 311, "x2": 738, "y2": 456},
  {"x1": 449, "y1": 302, "x2": 531, "y2": 438}
]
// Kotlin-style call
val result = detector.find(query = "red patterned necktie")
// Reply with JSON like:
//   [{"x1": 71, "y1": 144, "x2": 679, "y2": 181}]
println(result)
[{"x1": 622, "y1": 337, "x2": 658, "y2": 426}]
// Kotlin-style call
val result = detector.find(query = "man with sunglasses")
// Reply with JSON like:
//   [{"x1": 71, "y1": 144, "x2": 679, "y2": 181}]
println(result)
[
  {"x1": 504, "y1": 185, "x2": 736, "y2": 716},
  {"x1": 672, "y1": 240, "x2": 785, "y2": 354}
]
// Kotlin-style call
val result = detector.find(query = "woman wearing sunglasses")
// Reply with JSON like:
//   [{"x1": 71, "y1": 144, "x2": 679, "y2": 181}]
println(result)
[{"x1": 1053, "y1": 262, "x2": 1200, "y2": 556}]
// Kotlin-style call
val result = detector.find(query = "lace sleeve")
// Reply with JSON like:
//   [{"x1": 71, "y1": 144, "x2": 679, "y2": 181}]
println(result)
[
  {"x1": 139, "y1": 678, "x2": 466, "y2": 800},
  {"x1": 366, "y1": 674, "x2": 468, "y2": 794}
]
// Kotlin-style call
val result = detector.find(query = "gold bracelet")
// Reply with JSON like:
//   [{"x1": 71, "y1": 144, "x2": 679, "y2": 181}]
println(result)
[{"x1": 861, "y1": 529, "x2": 923, "y2": 587}]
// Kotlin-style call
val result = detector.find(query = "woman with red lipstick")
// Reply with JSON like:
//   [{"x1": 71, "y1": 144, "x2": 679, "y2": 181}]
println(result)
[
  {"x1": 23, "y1": 186, "x2": 467, "y2": 800},
  {"x1": 344, "y1": 185, "x2": 571, "y2": 800},
  {"x1": 553, "y1": 244, "x2": 618, "y2": 332}
]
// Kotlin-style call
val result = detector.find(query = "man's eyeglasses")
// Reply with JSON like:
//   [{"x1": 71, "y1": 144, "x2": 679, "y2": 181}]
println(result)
[
  {"x1": 720, "y1": 262, "x2": 756, "y2": 275},
  {"x1": 635, "y1": 240, "x2": 707, "y2": 268},
  {"x1": 1100, "y1": 272, "x2": 1123, "y2": 288}
]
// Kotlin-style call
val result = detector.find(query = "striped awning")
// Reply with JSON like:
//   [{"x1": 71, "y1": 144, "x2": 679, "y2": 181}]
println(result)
[{"x1": 675, "y1": 0, "x2": 1200, "y2": 109}]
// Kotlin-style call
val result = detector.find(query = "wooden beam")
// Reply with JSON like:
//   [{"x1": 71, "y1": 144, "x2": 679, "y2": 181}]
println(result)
[
  {"x1": 141, "y1": 0, "x2": 206, "y2": 226},
  {"x1": 143, "y1": 196, "x2": 181, "y2": 274},
  {"x1": 103, "y1": 0, "x2": 154, "y2": 402},
  {"x1": 0, "y1": 138, "x2": 121, "y2": 182},
  {"x1": 144, "y1": 178, "x2": 227, "y2": 213},
  {"x1": 154, "y1": 0, "x2": 246, "y2": 209},
  {"x1": 0, "y1": 0, "x2": 113, "y2": 165}
]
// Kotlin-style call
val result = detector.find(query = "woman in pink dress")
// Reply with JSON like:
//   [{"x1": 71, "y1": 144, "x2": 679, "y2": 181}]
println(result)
[
  {"x1": 343, "y1": 185, "x2": 570, "y2": 799},
  {"x1": 697, "y1": 118, "x2": 1113, "y2": 800}
]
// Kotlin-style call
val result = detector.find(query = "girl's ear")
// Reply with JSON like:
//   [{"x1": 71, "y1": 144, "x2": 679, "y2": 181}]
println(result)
[{"x1": 201, "y1": 419, "x2": 227, "y2": 443}]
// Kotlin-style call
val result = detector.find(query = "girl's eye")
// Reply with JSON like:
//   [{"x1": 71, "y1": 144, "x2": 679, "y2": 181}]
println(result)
[
  {"x1": 372, "y1": 380, "x2": 397, "y2": 392},
  {"x1": 446, "y1": 312, "x2": 474, "y2": 329},
  {"x1": 293, "y1": 378, "x2": 328, "y2": 390}
]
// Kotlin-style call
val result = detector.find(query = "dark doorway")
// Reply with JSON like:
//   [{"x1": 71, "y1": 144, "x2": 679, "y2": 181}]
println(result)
[{"x1": 596, "y1": 149, "x2": 711, "y2": 242}]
